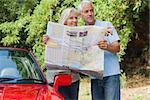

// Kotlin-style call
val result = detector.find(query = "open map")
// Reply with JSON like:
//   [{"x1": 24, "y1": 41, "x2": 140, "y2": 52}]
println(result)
[{"x1": 45, "y1": 21, "x2": 108, "y2": 79}]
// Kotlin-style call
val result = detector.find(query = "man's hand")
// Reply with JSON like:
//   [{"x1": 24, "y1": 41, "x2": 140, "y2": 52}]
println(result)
[
  {"x1": 43, "y1": 34, "x2": 49, "y2": 44},
  {"x1": 98, "y1": 40, "x2": 120, "y2": 53},
  {"x1": 98, "y1": 40, "x2": 108, "y2": 50}
]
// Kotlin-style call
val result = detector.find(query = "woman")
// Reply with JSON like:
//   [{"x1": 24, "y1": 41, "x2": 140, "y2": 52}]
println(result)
[{"x1": 43, "y1": 8, "x2": 80, "y2": 100}]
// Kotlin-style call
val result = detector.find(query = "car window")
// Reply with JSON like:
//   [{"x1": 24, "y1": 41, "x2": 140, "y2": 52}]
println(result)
[{"x1": 0, "y1": 49, "x2": 45, "y2": 84}]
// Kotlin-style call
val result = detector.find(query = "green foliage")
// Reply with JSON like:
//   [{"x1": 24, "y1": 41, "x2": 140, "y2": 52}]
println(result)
[
  {"x1": 0, "y1": 0, "x2": 38, "y2": 47},
  {"x1": 17, "y1": 0, "x2": 38, "y2": 18},
  {"x1": 0, "y1": 0, "x2": 148, "y2": 70},
  {"x1": 0, "y1": 16, "x2": 31, "y2": 47},
  {"x1": 0, "y1": 0, "x2": 38, "y2": 23},
  {"x1": 133, "y1": 95, "x2": 142, "y2": 100},
  {"x1": 26, "y1": 0, "x2": 58, "y2": 44},
  {"x1": 120, "y1": 70, "x2": 127, "y2": 88},
  {"x1": 26, "y1": 0, "x2": 59, "y2": 69},
  {"x1": 0, "y1": 0, "x2": 18, "y2": 23}
]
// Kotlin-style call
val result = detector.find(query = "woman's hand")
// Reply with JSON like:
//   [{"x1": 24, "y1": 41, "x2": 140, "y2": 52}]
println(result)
[{"x1": 43, "y1": 34, "x2": 49, "y2": 44}]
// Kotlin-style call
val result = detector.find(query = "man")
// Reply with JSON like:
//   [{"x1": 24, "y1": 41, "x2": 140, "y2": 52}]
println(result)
[{"x1": 78, "y1": 0, "x2": 120, "y2": 100}]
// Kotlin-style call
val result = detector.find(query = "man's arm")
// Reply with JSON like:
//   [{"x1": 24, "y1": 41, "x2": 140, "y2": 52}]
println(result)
[{"x1": 98, "y1": 40, "x2": 120, "y2": 53}]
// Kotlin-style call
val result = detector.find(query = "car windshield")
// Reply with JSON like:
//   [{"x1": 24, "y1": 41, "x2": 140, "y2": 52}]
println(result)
[{"x1": 0, "y1": 49, "x2": 46, "y2": 84}]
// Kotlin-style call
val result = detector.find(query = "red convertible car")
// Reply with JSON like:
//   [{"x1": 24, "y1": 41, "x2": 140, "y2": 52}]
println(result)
[{"x1": 0, "y1": 47, "x2": 72, "y2": 100}]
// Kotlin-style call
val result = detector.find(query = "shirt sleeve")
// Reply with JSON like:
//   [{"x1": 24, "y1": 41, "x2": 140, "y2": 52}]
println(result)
[{"x1": 107, "y1": 22, "x2": 120, "y2": 44}]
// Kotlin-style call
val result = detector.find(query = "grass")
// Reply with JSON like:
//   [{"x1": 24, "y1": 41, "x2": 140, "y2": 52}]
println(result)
[{"x1": 79, "y1": 77, "x2": 91, "y2": 100}]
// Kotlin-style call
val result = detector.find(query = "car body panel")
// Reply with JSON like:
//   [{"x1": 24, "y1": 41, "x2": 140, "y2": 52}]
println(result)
[{"x1": 0, "y1": 84, "x2": 44, "y2": 99}]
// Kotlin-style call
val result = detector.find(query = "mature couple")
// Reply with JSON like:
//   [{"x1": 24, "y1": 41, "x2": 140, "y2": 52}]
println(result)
[{"x1": 43, "y1": 0, "x2": 120, "y2": 100}]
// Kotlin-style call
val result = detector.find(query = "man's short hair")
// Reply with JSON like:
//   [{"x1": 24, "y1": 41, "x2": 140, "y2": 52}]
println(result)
[{"x1": 78, "y1": 0, "x2": 94, "y2": 12}]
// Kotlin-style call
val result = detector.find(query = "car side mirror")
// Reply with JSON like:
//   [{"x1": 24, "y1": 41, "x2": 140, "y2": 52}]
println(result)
[{"x1": 53, "y1": 74, "x2": 72, "y2": 92}]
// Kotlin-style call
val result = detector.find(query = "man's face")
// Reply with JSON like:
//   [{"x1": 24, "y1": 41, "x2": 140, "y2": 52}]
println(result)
[{"x1": 81, "y1": 3, "x2": 95, "y2": 25}]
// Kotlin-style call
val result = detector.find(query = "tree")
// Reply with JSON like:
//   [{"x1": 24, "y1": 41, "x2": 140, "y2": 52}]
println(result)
[{"x1": 0, "y1": 0, "x2": 38, "y2": 23}]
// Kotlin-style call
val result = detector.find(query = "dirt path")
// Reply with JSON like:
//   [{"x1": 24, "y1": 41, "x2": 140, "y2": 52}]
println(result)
[
  {"x1": 79, "y1": 78, "x2": 150, "y2": 100},
  {"x1": 121, "y1": 85, "x2": 150, "y2": 100}
]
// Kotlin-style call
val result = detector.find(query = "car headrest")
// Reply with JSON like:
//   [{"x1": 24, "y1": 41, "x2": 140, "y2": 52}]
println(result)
[{"x1": 0, "y1": 68, "x2": 20, "y2": 78}]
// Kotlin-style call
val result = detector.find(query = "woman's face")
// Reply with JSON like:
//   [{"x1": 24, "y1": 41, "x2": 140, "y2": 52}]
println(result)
[{"x1": 64, "y1": 11, "x2": 78, "y2": 26}]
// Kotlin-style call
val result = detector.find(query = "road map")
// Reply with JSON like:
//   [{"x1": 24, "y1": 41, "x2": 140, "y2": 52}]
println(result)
[{"x1": 45, "y1": 21, "x2": 108, "y2": 79}]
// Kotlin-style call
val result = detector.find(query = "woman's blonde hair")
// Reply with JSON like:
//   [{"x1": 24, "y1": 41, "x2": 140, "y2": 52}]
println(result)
[{"x1": 59, "y1": 8, "x2": 79, "y2": 25}]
